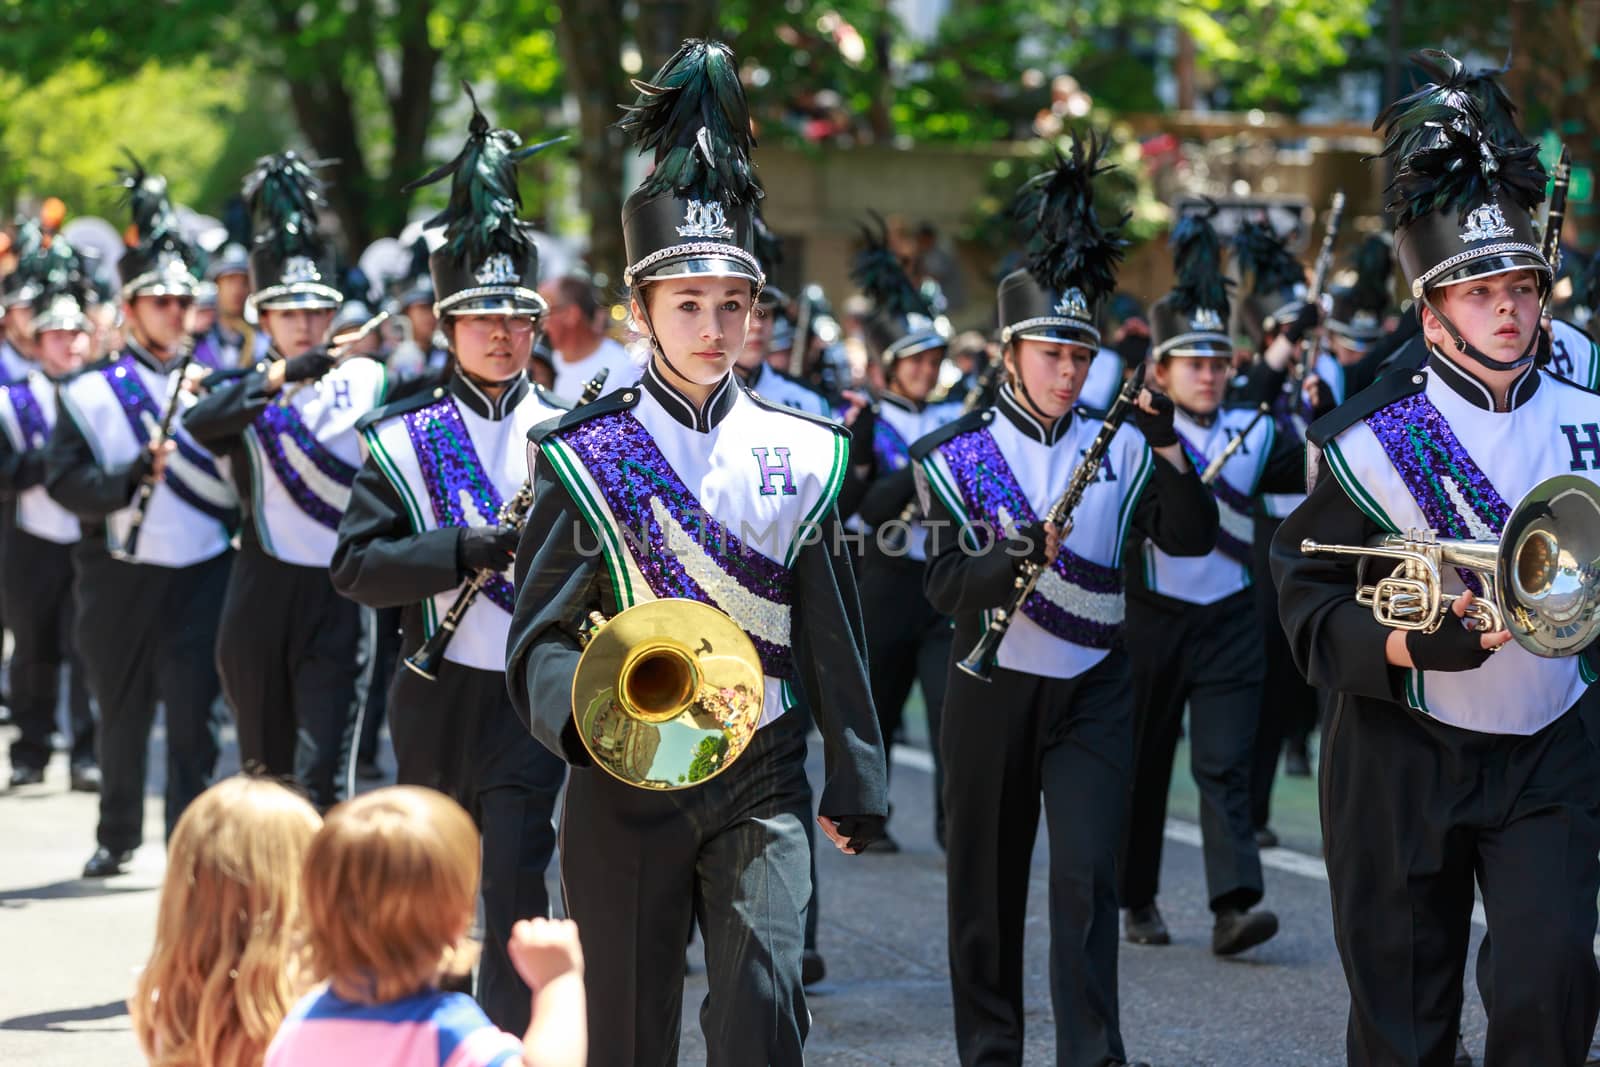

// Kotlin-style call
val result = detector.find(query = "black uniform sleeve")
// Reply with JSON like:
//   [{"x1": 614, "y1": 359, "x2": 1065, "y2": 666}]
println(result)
[
  {"x1": 1257, "y1": 427, "x2": 1307, "y2": 496},
  {"x1": 1269, "y1": 467, "x2": 1405, "y2": 703},
  {"x1": 918, "y1": 465, "x2": 1032, "y2": 615},
  {"x1": 790, "y1": 510, "x2": 889, "y2": 820},
  {"x1": 330, "y1": 456, "x2": 467, "y2": 608},
  {"x1": 43, "y1": 405, "x2": 139, "y2": 519},
  {"x1": 855, "y1": 466, "x2": 916, "y2": 527},
  {"x1": 183, "y1": 369, "x2": 273, "y2": 451},
  {"x1": 1130, "y1": 453, "x2": 1218, "y2": 556},
  {"x1": 505, "y1": 452, "x2": 606, "y2": 765},
  {"x1": 0, "y1": 432, "x2": 44, "y2": 496}
]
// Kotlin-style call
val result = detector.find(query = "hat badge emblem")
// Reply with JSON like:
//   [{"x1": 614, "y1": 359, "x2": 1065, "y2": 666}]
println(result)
[
  {"x1": 1191, "y1": 307, "x2": 1224, "y2": 332},
  {"x1": 678, "y1": 199, "x2": 735, "y2": 240},
  {"x1": 474, "y1": 253, "x2": 519, "y2": 285},
  {"x1": 1054, "y1": 287, "x2": 1089, "y2": 320},
  {"x1": 282, "y1": 256, "x2": 322, "y2": 284},
  {"x1": 1460, "y1": 201, "x2": 1514, "y2": 243}
]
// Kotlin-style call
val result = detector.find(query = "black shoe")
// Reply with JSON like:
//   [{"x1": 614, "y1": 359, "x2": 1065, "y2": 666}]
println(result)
[
  {"x1": 1255, "y1": 826, "x2": 1279, "y2": 849},
  {"x1": 355, "y1": 759, "x2": 385, "y2": 782},
  {"x1": 8, "y1": 764, "x2": 45, "y2": 788},
  {"x1": 866, "y1": 831, "x2": 900, "y2": 854},
  {"x1": 802, "y1": 949, "x2": 826, "y2": 987},
  {"x1": 82, "y1": 846, "x2": 134, "y2": 878},
  {"x1": 1455, "y1": 1034, "x2": 1473, "y2": 1066},
  {"x1": 1212, "y1": 908, "x2": 1279, "y2": 956},
  {"x1": 1123, "y1": 903, "x2": 1171, "y2": 946},
  {"x1": 69, "y1": 764, "x2": 101, "y2": 793},
  {"x1": 1285, "y1": 740, "x2": 1312, "y2": 777}
]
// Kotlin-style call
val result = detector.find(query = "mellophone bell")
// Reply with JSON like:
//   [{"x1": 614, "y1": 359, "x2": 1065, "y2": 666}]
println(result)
[
  {"x1": 329, "y1": 86, "x2": 570, "y2": 1037},
  {"x1": 1271, "y1": 48, "x2": 1600, "y2": 1064}
]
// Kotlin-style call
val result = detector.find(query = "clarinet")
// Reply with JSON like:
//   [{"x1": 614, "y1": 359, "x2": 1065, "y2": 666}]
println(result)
[
  {"x1": 113, "y1": 336, "x2": 197, "y2": 562},
  {"x1": 1544, "y1": 146, "x2": 1571, "y2": 274},
  {"x1": 1291, "y1": 190, "x2": 1346, "y2": 387},
  {"x1": 402, "y1": 367, "x2": 611, "y2": 681},
  {"x1": 1201, "y1": 402, "x2": 1272, "y2": 486},
  {"x1": 956, "y1": 364, "x2": 1146, "y2": 682},
  {"x1": 883, "y1": 352, "x2": 1006, "y2": 552}
]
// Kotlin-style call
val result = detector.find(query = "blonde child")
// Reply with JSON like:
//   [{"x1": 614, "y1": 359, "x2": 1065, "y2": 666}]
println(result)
[
  {"x1": 131, "y1": 776, "x2": 323, "y2": 1067},
  {"x1": 266, "y1": 786, "x2": 585, "y2": 1067}
]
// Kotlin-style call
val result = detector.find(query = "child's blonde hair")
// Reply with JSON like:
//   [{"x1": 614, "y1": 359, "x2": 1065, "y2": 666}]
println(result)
[
  {"x1": 131, "y1": 776, "x2": 322, "y2": 1067},
  {"x1": 301, "y1": 785, "x2": 480, "y2": 1003}
]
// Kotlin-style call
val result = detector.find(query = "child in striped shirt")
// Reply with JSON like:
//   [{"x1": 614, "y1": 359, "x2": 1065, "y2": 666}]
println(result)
[{"x1": 265, "y1": 786, "x2": 585, "y2": 1067}]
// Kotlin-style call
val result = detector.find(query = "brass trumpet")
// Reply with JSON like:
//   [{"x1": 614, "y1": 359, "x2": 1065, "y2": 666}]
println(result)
[
  {"x1": 572, "y1": 599, "x2": 765, "y2": 790},
  {"x1": 1300, "y1": 475, "x2": 1600, "y2": 657}
]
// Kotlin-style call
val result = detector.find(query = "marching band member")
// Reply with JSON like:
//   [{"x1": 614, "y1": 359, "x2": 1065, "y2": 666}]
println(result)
[
  {"x1": 331, "y1": 91, "x2": 569, "y2": 1034},
  {"x1": 45, "y1": 155, "x2": 237, "y2": 877},
  {"x1": 184, "y1": 153, "x2": 387, "y2": 811},
  {"x1": 1118, "y1": 207, "x2": 1303, "y2": 954},
  {"x1": 1273, "y1": 52, "x2": 1600, "y2": 1063},
  {"x1": 0, "y1": 243, "x2": 96, "y2": 791},
  {"x1": 506, "y1": 40, "x2": 888, "y2": 1066},
  {"x1": 912, "y1": 134, "x2": 1214, "y2": 1067}
]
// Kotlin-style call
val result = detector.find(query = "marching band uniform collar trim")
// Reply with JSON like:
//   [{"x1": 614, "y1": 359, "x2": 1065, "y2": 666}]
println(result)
[
  {"x1": 449, "y1": 367, "x2": 528, "y2": 420},
  {"x1": 127, "y1": 336, "x2": 180, "y2": 374},
  {"x1": 1426, "y1": 345, "x2": 1539, "y2": 413},
  {"x1": 997, "y1": 382, "x2": 1072, "y2": 445},
  {"x1": 878, "y1": 389, "x2": 925, "y2": 415},
  {"x1": 643, "y1": 359, "x2": 736, "y2": 433}
]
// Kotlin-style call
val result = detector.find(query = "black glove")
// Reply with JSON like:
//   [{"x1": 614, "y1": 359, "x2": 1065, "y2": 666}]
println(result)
[
  {"x1": 1282, "y1": 301, "x2": 1321, "y2": 344},
  {"x1": 847, "y1": 402, "x2": 877, "y2": 468},
  {"x1": 827, "y1": 813, "x2": 887, "y2": 853},
  {"x1": 1009, "y1": 521, "x2": 1051, "y2": 567},
  {"x1": 281, "y1": 346, "x2": 336, "y2": 384},
  {"x1": 458, "y1": 525, "x2": 519, "y2": 573},
  {"x1": 1132, "y1": 390, "x2": 1178, "y2": 448},
  {"x1": 1305, "y1": 377, "x2": 1337, "y2": 419},
  {"x1": 1405, "y1": 615, "x2": 1496, "y2": 673}
]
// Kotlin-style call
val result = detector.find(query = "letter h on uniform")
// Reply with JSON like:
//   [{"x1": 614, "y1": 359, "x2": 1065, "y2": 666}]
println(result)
[
  {"x1": 752, "y1": 446, "x2": 797, "y2": 496},
  {"x1": 330, "y1": 379, "x2": 353, "y2": 410},
  {"x1": 1562, "y1": 423, "x2": 1600, "y2": 472}
]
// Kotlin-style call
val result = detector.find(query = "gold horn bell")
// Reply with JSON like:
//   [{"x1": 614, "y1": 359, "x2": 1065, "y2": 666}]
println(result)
[
  {"x1": 573, "y1": 598, "x2": 765, "y2": 789},
  {"x1": 1301, "y1": 474, "x2": 1600, "y2": 657}
]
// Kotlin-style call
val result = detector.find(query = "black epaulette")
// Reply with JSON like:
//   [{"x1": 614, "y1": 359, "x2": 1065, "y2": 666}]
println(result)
[
  {"x1": 909, "y1": 408, "x2": 990, "y2": 462},
  {"x1": 1306, "y1": 364, "x2": 1426, "y2": 448},
  {"x1": 527, "y1": 383, "x2": 641, "y2": 445},
  {"x1": 744, "y1": 387, "x2": 846, "y2": 434},
  {"x1": 530, "y1": 382, "x2": 573, "y2": 412},
  {"x1": 355, "y1": 383, "x2": 452, "y2": 433}
]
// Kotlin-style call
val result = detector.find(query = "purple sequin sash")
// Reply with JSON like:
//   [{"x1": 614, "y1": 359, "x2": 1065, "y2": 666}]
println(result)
[
  {"x1": 874, "y1": 417, "x2": 911, "y2": 472},
  {"x1": 1364, "y1": 391, "x2": 1510, "y2": 594},
  {"x1": 5, "y1": 381, "x2": 50, "y2": 450},
  {"x1": 401, "y1": 398, "x2": 514, "y2": 613},
  {"x1": 557, "y1": 410, "x2": 796, "y2": 679},
  {"x1": 1178, "y1": 430, "x2": 1253, "y2": 565},
  {"x1": 938, "y1": 427, "x2": 1121, "y2": 648},
  {"x1": 253, "y1": 402, "x2": 360, "y2": 531},
  {"x1": 102, "y1": 357, "x2": 232, "y2": 523}
]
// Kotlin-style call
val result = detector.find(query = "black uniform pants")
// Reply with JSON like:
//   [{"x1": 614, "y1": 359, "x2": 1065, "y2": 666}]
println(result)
[
  {"x1": 861, "y1": 553, "x2": 953, "y2": 840},
  {"x1": 76, "y1": 547, "x2": 230, "y2": 852},
  {"x1": 358, "y1": 605, "x2": 403, "y2": 764},
  {"x1": 1323, "y1": 691, "x2": 1600, "y2": 1067},
  {"x1": 1249, "y1": 513, "x2": 1319, "y2": 829},
  {"x1": 216, "y1": 539, "x2": 364, "y2": 810},
  {"x1": 1120, "y1": 588, "x2": 1265, "y2": 914},
  {"x1": 561, "y1": 708, "x2": 813, "y2": 1067},
  {"x1": 389, "y1": 655, "x2": 565, "y2": 1036},
  {"x1": 943, "y1": 648, "x2": 1133, "y2": 1067},
  {"x1": 3, "y1": 529, "x2": 93, "y2": 770}
]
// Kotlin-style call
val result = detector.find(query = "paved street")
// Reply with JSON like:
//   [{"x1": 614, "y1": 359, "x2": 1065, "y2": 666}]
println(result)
[{"x1": 0, "y1": 719, "x2": 1494, "y2": 1066}]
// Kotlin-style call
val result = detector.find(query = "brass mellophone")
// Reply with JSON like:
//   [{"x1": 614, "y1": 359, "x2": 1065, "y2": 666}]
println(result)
[
  {"x1": 1300, "y1": 475, "x2": 1600, "y2": 658},
  {"x1": 403, "y1": 366, "x2": 610, "y2": 681}
]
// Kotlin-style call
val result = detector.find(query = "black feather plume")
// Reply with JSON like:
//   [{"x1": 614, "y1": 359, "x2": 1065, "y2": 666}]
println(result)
[
  {"x1": 1375, "y1": 49, "x2": 1546, "y2": 227},
  {"x1": 1350, "y1": 234, "x2": 1394, "y2": 313},
  {"x1": 29, "y1": 236, "x2": 94, "y2": 308},
  {"x1": 242, "y1": 151, "x2": 332, "y2": 262},
  {"x1": 850, "y1": 212, "x2": 932, "y2": 320},
  {"x1": 616, "y1": 39, "x2": 762, "y2": 206},
  {"x1": 404, "y1": 82, "x2": 564, "y2": 265},
  {"x1": 114, "y1": 149, "x2": 195, "y2": 267},
  {"x1": 1231, "y1": 216, "x2": 1302, "y2": 297},
  {"x1": 1169, "y1": 203, "x2": 1230, "y2": 317},
  {"x1": 1011, "y1": 131, "x2": 1128, "y2": 306},
  {"x1": 753, "y1": 209, "x2": 783, "y2": 269}
]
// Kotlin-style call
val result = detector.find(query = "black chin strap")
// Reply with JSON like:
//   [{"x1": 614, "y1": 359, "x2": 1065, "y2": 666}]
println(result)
[
  {"x1": 1421, "y1": 292, "x2": 1543, "y2": 373},
  {"x1": 633, "y1": 294, "x2": 699, "y2": 388},
  {"x1": 1005, "y1": 344, "x2": 1065, "y2": 429}
]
